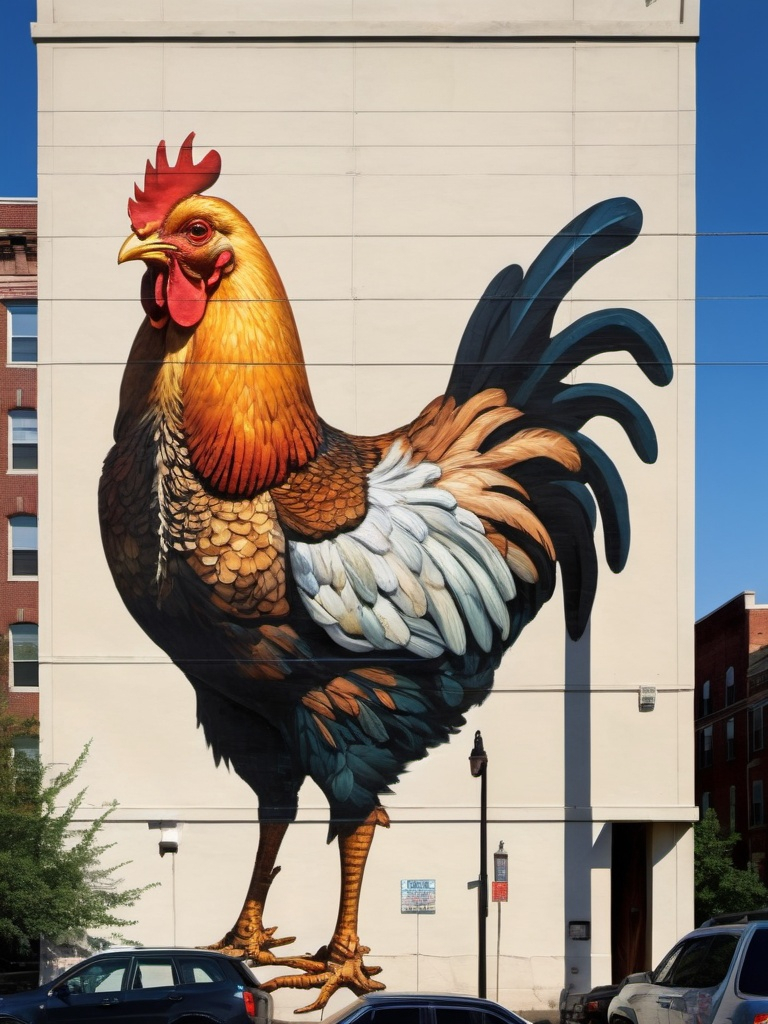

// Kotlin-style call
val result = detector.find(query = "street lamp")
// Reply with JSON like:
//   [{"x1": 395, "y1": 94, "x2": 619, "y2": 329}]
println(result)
[{"x1": 469, "y1": 730, "x2": 488, "y2": 998}]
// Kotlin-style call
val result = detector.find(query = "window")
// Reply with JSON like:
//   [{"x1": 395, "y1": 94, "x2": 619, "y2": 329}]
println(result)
[
  {"x1": 726, "y1": 717, "x2": 735, "y2": 761},
  {"x1": 9, "y1": 409, "x2": 37, "y2": 470},
  {"x1": 700, "y1": 726, "x2": 713, "y2": 768},
  {"x1": 7, "y1": 302, "x2": 37, "y2": 363},
  {"x1": 660, "y1": 935, "x2": 738, "y2": 989},
  {"x1": 177, "y1": 957, "x2": 225, "y2": 984},
  {"x1": 653, "y1": 941, "x2": 687, "y2": 984},
  {"x1": 679, "y1": 934, "x2": 738, "y2": 988},
  {"x1": 730, "y1": 785, "x2": 737, "y2": 832},
  {"x1": 752, "y1": 705, "x2": 765, "y2": 754},
  {"x1": 132, "y1": 958, "x2": 176, "y2": 989},
  {"x1": 59, "y1": 958, "x2": 130, "y2": 995},
  {"x1": 740, "y1": 928, "x2": 768, "y2": 996},
  {"x1": 11, "y1": 623, "x2": 38, "y2": 687},
  {"x1": 701, "y1": 679, "x2": 711, "y2": 716},
  {"x1": 701, "y1": 791, "x2": 711, "y2": 814},
  {"x1": 752, "y1": 780, "x2": 764, "y2": 827},
  {"x1": 372, "y1": 1010, "x2": 421, "y2": 1024},
  {"x1": 12, "y1": 734, "x2": 38, "y2": 759},
  {"x1": 435, "y1": 1011, "x2": 508, "y2": 1024},
  {"x1": 725, "y1": 666, "x2": 735, "y2": 706},
  {"x1": 10, "y1": 514, "x2": 37, "y2": 576}
]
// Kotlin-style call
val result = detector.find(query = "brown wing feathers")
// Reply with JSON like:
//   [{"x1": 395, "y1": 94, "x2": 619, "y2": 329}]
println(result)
[{"x1": 407, "y1": 389, "x2": 581, "y2": 588}]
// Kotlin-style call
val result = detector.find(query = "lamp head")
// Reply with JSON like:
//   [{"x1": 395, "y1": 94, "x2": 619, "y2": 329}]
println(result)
[{"x1": 469, "y1": 730, "x2": 488, "y2": 778}]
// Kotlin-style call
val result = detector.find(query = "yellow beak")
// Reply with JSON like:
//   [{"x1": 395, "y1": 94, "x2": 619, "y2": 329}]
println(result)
[{"x1": 118, "y1": 231, "x2": 178, "y2": 265}]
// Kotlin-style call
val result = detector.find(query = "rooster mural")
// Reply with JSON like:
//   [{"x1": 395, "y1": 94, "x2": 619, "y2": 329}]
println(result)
[{"x1": 99, "y1": 133, "x2": 672, "y2": 1012}]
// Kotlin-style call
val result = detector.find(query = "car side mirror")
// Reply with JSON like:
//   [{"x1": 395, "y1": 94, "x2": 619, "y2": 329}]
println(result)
[{"x1": 52, "y1": 981, "x2": 72, "y2": 997}]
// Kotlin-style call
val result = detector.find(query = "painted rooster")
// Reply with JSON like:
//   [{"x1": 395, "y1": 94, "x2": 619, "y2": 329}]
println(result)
[{"x1": 99, "y1": 133, "x2": 672, "y2": 1012}]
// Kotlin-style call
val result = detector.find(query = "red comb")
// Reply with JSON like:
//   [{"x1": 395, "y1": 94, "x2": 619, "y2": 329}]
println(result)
[{"x1": 128, "y1": 132, "x2": 221, "y2": 236}]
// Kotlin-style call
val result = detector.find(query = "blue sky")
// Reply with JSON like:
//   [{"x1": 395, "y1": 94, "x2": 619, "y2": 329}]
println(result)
[
  {"x1": 696, "y1": 0, "x2": 768, "y2": 617},
  {"x1": 0, "y1": 1, "x2": 762, "y2": 619}
]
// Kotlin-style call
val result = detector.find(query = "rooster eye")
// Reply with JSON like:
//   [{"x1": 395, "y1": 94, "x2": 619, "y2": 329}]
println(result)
[{"x1": 184, "y1": 220, "x2": 213, "y2": 244}]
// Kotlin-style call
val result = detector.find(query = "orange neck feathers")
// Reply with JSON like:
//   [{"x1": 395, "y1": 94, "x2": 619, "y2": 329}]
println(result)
[{"x1": 176, "y1": 234, "x2": 321, "y2": 495}]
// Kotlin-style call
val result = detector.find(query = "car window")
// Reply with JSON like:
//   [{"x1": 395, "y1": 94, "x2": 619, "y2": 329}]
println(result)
[
  {"x1": 63, "y1": 958, "x2": 130, "y2": 994},
  {"x1": 697, "y1": 934, "x2": 739, "y2": 988},
  {"x1": 132, "y1": 958, "x2": 176, "y2": 989},
  {"x1": 653, "y1": 943, "x2": 687, "y2": 985},
  {"x1": 739, "y1": 928, "x2": 768, "y2": 996},
  {"x1": 664, "y1": 939, "x2": 711, "y2": 987},
  {"x1": 670, "y1": 935, "x2": 738, "y2": 989},
  {"x1": 176, "y1": 957, "x2": 226, "y2": 984},
  {"x1": 372, "y1": 1008, "x2": 421, "y2": 1024},
  {"x1": 435, "y1": 1010, "x2": 507, "y2": 1024}
]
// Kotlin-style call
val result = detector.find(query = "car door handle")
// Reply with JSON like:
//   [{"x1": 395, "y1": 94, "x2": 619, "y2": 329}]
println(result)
[
  {"x1": 100, "y1": 997, "x2": 120, "y2": 1005},
  {"x1": 657, "y1": 998, "x2": 672, "y2": 1008},
  {"x1": 168, "y1": 994, "x2": 184, "y2": 1001}
]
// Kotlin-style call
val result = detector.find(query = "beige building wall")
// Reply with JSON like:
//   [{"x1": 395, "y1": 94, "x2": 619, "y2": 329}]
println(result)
[{"x1": 34, "y1": 1, "x2": 697, "y2": 1016}]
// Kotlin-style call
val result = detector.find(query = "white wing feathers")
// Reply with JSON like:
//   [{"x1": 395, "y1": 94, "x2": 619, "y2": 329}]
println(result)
[{"x1": 289, "y1": 439, "x2": 517, "y2": 659}]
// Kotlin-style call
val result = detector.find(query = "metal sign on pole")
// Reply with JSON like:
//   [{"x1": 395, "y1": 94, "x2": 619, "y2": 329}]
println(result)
[
  {"x1": 493, "y1": 841, "x2": 507, "y2": 1002},
  {"x1": 493, "y1": 841, "x2": 508, "y2": 902},
  {"x1": 400, "y1": 878, "x2": 436, "y2": 914},
  {"x1": 401, "y1": 879, "x2": 436, "y2": 993}
]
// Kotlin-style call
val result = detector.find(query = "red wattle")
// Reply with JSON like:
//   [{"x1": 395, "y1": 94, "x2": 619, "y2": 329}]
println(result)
[
  {"x1": 155, "y1": 271, "x2": 166, "y2": 309},
  {"x1": 167, "y1": 258, "x2": 208, "y2": 328},
  {"x1": 141, "y1": 266, "x2": 168, "y2": 328}
]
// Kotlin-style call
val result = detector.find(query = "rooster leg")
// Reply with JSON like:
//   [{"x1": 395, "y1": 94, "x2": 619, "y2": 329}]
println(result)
[
  {"x1": 206, "y1": 821, "x2": 304, "y2": 966},
  {"x1": 262, "y1": 806, "x2": 389, "y2": 1014}
]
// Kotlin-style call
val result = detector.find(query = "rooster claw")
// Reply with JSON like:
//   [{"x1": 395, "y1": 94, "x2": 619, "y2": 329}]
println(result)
[
  {"x1": 261, "y1": 944, "x2": 385, "y2": 1014},
  {"x1": 201, "y1": 924, "x2": 297, "y2": 964}
]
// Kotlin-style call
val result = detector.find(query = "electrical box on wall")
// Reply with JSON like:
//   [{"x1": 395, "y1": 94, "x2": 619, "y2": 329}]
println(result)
[{"x1": 639, "y1": 686, "x2": 657, "y2": 711}]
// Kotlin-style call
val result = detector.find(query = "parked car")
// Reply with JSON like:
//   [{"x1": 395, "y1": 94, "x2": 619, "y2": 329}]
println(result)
[
  {"x1": 607, "y1": 912, "x2": 768, "y2": 1024},
  {"x1": 0, "y1": 959, "x2": 38, "y2": 996},
  {"x1": 321, "y1": 992, "x2": 532, "y2": 1024},
  {"x1": 561, "y1": 982, "x2": 624, "y2": 1024},
  {"x1": 0, "y1": 946, "x2": 270, "y2": 1024}
]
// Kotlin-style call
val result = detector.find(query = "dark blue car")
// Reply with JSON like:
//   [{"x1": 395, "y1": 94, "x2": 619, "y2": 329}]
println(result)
[
  {"x1": 0, "y1": 947, "x2": 270, "y2": 1024},
  {"x1": 321, "y1": 992, "x2": 533, "y2": 1024}
]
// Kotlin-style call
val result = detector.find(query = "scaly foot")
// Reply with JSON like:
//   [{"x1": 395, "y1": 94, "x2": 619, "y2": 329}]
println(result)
[
  {"x1": 261, "y1": 942, "x2": 385, "y2": 1014},
  {"x1": 203, "y1": 925, "x2": 316, "y2": 969}
]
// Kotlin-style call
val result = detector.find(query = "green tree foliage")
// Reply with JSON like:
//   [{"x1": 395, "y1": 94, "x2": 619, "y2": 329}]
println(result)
[
  {"x1": 0, "y1": 700, "x2": 150, "y2": 953},
  {"x1": 694, "y1": 807, "x2": 768, "y2": 924}
]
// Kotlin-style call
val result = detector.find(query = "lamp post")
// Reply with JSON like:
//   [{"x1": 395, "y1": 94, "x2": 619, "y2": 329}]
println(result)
[{"x1": 469, "y1": 729, "x2": 488, "y2": 998}]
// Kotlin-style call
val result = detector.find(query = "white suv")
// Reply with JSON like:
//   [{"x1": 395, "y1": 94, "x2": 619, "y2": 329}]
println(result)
[{"x1": 607, "y1": 913, "x2": 768, "y2": 1024}]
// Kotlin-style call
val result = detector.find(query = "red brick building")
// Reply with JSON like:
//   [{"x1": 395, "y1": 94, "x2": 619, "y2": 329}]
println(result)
[
  {"x1": 0, "y1": 200, "x2": 38, "y2": 733},
  {"x1": 695, "y1": 591, "x2": 768, "y2": 879}
]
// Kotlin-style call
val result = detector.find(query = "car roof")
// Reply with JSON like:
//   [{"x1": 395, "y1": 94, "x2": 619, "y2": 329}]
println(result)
[
  {"x1": 92, "y1": 947, "x2": 235, "y2": 956},
  {"x1": 364, "y1": 993, "x2": 513, "y2": 1005},
  {"x1": 700, "y1": 909, "x2": 768, "y2": 926},
  {"x1": 682, "y1": 921, "x2": 768, "y2": 941},
  {"x1": 322, "y1": 992, "x2": 527, "y2": 1023},
  {"x1": 689, "y1": 924, "x2": 749, "y2": 936}
]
